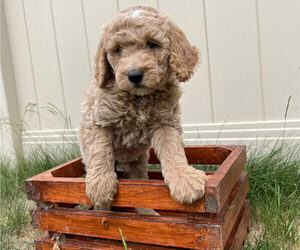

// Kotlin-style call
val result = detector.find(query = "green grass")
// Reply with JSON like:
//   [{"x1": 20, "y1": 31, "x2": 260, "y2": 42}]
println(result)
[
  {"x1": 0, "y1": 142, "x2": 299, "y2": 249},
  {"x1": 244, "y1": 143, "x2": 300, "y2": 249},
  {"x1": 0, "y1": 144, "x2": 80, "y2": 249}
]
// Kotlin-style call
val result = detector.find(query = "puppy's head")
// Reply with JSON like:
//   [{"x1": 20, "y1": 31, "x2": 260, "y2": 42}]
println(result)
[{"x1": 94, "y1": 6, "x2": 199, "y2": 96}]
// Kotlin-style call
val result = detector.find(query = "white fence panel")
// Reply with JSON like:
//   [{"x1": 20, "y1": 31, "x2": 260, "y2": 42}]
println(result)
[
  {"x1": 118, "y1": 0, "x2": 158, "y2": 10},
  {"x1": 258, "y1": 0, "x2": 300, "y2": 120},
  {"x1": 23, "y1": 0, "x2": 66, "y2": 129},
  {"x1": 159, "y1": 0, "x2": 214, "y2": 124},
  {"x1": 205, "y1": 0, "x2": 264, "y2": 123},
  {"x1": 51, "y1": 0, "x2": 91, "y2": 128},
  {"x1": 3, "y1": 0, "x2": 40, "y2": 129}
]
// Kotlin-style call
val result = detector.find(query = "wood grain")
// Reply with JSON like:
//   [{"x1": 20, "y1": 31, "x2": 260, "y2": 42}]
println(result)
[
  {"x1": 34, "y1": 201, "x2": 251, "y2": 250},
  {"x1": 25, "y1": 177, "x2": 207, "y2": 212},
  {"x1": 35, "y1": 232, "x2": 176, "y2": 250},
  {"x1": 148, "y1": 145, "x2": 232, "y2": 164},
  {"x1": 205, "y1": 146, "x2": 246, "y2": 212},
  {"x1": 225, "y1": 200, "x2": 251, "y2": 250},
  {"x1": 35, "y1": 208, "x2": 212, "y2": 249}
]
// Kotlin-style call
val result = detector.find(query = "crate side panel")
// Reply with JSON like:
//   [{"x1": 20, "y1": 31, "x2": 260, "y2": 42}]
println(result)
[
  {"x1": 36, "y1": 209, "x2": 215, "y2": 249},
  {"x1": 26, "y1": 180, "x2": 91, "y2": 205},
  {"x1": 205, "y1": 146, "x2": 246, "y2": 213},
  {"x1": 36, "y1": 233, "x2": 174, "y2": 250},
  {"x1": 225, "y1": 200, "x2": 251, "y2": 250},
  {"x1": 185, "y1": 171, "x2": 248, "y2": 248},
  {"x1": 149, "y1": 146, "x2": 232, "y2": 164},
  {"x1": 25, "y1": 171, "x2": 245, "y2": 213},
  {"x1": 51, "y1": 158, "x2": 85, "y2": 177},
  {"x1": 218, "y1": 147, "x2": 247, "y2": 207},
  {"x1": 221, "y1": 173, "x2": 249, "y2": 245},
  {"x1": 113, "y1": 181, "x2": 206, "y2": 212},
  {"x1": 25, "y1": 178, "x2": 208, "y2": 212}
]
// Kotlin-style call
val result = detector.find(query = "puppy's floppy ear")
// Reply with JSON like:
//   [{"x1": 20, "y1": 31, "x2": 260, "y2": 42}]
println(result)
[
  {"x1": 168, "y1": 21, "x2": 199, "y2": 82},
  {"x1": 94, "y1": 27, "x2": 113, "y2": 88}
]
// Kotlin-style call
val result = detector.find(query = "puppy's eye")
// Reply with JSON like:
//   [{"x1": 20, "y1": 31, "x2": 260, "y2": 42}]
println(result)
[
  {"x1": 146, "y1": 41, "x2": 158, "y2": 49},
  {"x1": 115, "y1": 47, "x2": 122, "y2": 54}
]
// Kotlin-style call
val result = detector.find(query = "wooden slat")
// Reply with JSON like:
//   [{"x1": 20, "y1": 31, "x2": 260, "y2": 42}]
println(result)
[
  {"x1": 149, "y1": 145, "x2": 232, "y2": 164},
  {"x1": 35, "y1": 202, "x2": 251, "y2": 250},
  {"x1": 35, "y1": 198, "x2": 251, "y2": 250},
  {"x1": 35, "y1": 208, "x2": 213, "y2": 249},
  {"x1": 32, "y1": 173, "x2": 248, "y2": 249},
  {"x1": 35, "y1": 233, "x2": 173, "y2": 250},
  {"x1": 225, "y1": 200, "x2": 251, "y2": 250},
  {"x1": 189, "y1": 172, "x2": 249, "y2": 247},
  {"x1": 205, "y1": 146, "x2": 246, "y2": 212},
  {"x1": 220, "y1": 173, "x2": 249, "y2": 244},
  {"x1": 51, "y1": 157, "x2": 85, "y2": 177},
  {"x1": 26, "y1": 171, "x2": 220, "y2": 212},
  {"x1": 25, "y1": 176, "x2": 208, "y2": 212}
]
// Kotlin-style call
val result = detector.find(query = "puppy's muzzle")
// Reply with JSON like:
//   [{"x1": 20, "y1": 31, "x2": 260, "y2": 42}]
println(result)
[{"x1": 128, "y1": 70, "x2": 144, "y2": 87}]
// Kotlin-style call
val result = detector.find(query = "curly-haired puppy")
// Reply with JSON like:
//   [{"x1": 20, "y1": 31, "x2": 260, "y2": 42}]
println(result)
[{"x1": 80, "y1": 5, "x2": 207, "y2": 214}]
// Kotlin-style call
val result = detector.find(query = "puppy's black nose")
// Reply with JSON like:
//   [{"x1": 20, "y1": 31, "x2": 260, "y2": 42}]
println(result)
[{"x1": 128, "y1": 70, "x2": 144, "y2": 86}]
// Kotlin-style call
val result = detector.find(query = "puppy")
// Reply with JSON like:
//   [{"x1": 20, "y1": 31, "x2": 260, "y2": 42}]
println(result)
[{"x1": 79, "y1": 6, "x2": 207, "y2": 213}]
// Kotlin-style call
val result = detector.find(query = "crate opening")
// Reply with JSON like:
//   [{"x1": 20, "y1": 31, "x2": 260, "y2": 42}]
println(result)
[{"x1": 50, "y1": 146, "x2": 230, "y2": 178}]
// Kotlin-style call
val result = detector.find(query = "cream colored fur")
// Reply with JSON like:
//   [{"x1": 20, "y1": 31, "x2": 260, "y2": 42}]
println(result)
[{"x1": 79, "y1": 6, "x2": 207, "y2": 213}]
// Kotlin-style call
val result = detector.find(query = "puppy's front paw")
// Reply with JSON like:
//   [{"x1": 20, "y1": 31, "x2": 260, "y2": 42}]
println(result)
[
  {"x1": 164, "y1": 166, "x2": 207, "y2": 204},
  {"x1": 86, "y1": 171, "x2": 118, "y2": 209}
]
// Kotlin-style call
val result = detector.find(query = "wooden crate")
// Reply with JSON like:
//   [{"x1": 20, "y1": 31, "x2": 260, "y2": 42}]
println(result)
[{"x1": 25, "y1": 145, "x2": 251, "y2": 249}]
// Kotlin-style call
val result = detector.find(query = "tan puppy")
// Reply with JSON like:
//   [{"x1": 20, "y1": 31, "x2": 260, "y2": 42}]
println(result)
[{"x1": 80, "y1": 5, "x2": 206, "y2": 213}]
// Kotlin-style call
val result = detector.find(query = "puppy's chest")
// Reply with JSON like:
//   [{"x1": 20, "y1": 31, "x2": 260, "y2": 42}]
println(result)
[
  {"x1": 93, "y1": 94, "x2": 179, "y2": 146},
  {"x1": 117, "y1": 107, "x2": 151, "y2": 128},
  {"x1": 112, "y1": 107, "x2": 152, "y2": 147}
]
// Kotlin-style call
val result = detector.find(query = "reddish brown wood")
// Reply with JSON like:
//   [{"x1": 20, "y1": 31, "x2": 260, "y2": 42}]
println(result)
[
  {"x1": 205, "y1": 146, "x2": 246, "y2": 213},
  {"x1": 25, "y1": 175, "x2": 211, "y2": 212},
  {"x1": 51, "y1": 157, "x2": 85, "y2": 177},
  {"x1": 34, "y1": 202, "x2": 251, "y2": 250},
  {"x1": 219, "y1": 172, "x2": 249, "y2": 245},
  {"x1": 38, "y1": 146, "x2": 232, "y2": 179},
  {"x1": 25, "y1": 146, "x2": 246, "y2": 213},
  {"x1": 189, "y1": 172, "x2": 249, "y2": 246},
  {"x1": 41, "y1": 146, "x2": 231, "y2": 179},
  {"x1": 32, "y1": 172, "x2": 248, "y2": 249},
  {"x1": 225, "y1": 200, "x2": 251, "y2": 250},
  {"x1": 28, "y1": 145, "x2": 251, "y2": 249},
  {"x1": 37, "y1": 157, "x2": 84, "y2": 178},
  {"x1": 149, "y1": 145, "x2": 232, "y2": 164},
  {"x1": 35, "y1": 208, "x2": 212, "y2": 249},
  {"x1": 118, "y1": 169, "x2": 214, "y2": 180},
  {"x1": 35, "y1": 232, "x2": 174, "y2": 250}
]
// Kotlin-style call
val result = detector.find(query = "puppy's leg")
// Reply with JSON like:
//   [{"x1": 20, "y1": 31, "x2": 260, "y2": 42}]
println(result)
[
  {"x1": 151, "y1": 126, "x2": 207, "y2": 204},
  {"x1": 126, "y1": 152, "x2": 149, "y2": 179},
  {"x1": 126, "y1": 153, "x2": 159, "y2": 216},
  {"x1": 80, "y1": 125, "x2": 117, "y2": 210}
]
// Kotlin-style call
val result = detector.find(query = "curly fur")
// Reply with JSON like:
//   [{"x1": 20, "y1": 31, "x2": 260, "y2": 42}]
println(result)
[{"x1": 80, "y1": 5, "x2": 206, "y2": 212}]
